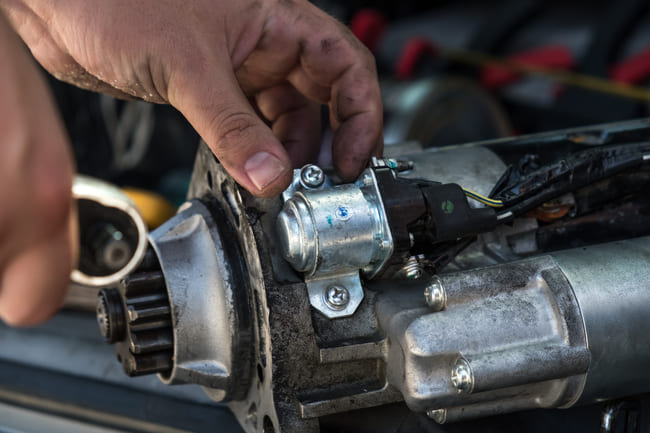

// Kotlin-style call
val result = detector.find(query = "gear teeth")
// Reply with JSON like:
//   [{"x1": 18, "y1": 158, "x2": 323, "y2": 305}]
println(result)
[
  {"x1": 129, "y1": 329, "x2": 174, "y2": 354},
  {"x1": 139, "y1": 248, "x2": 161, "y2": 271},
  {"x1": 120, "y1": 351, "x2": 173, "y2": 377},
  {"x1": 126, "y1": 302, "x2": 171, "y2": 323},
  {"x1": 97, "y1": 248, "x2": 174, "y2": 377},
  {"x1": 121, "y1": 271, "x2": 165, "y2": 296}
]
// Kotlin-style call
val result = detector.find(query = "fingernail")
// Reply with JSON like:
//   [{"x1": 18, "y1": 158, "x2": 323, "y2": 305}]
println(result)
[{"x1": 244, "y1": 152, "x2": 287, "y2": 191}]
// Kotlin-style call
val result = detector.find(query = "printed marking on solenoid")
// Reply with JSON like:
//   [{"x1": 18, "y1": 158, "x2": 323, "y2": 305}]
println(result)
[{"x1": 335, "y1": 206, "x2": 351, "y2": 221}]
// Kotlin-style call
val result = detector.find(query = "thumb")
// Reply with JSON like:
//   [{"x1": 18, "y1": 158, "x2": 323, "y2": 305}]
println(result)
[{"x1": 168, "y1": 59, "x2": 292, "y2": 197}]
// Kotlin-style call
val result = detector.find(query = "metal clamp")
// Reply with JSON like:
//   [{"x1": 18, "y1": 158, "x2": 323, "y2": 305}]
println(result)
[{"x1": 277, "y1": 165, "x2": 393, "y2": 318}]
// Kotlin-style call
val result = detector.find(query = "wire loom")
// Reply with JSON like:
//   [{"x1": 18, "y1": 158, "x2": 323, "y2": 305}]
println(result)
[
  {"x1": 489, "y1": 142, "x2": 650, "y2": 222},
  {"x1": 458, "y1": 142, "x2": 650, "y2": 221}
]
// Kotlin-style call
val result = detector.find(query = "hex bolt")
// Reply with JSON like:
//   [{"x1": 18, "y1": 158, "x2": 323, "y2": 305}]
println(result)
[
  {"x1": 424, "y1": 276, "x2": 447, "y2": 311},
  {"x1": 426, "y1": 408, "x2": 447, "y2": 424},
  {"x1": 451, "y1": 357, "x2": 474, "y2": 393},
  {"x1": 300, "y1": 164, "x2": 325, "y2": 188},
  {"x1": 324, "y1": 285, "x2": 350, "y2": 310}
]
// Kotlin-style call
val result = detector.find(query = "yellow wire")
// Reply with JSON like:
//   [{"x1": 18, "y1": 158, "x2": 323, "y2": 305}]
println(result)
[
  {"x1": 440, "y1": 48, "x2": 650, "y2": 103},
  {"x1": 462, "y1": 187, "x2": 504, "y2": 208}
]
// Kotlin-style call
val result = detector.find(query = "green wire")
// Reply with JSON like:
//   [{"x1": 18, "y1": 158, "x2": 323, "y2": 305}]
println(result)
[{"x1": 462, "y1": 188, "x2": 504, "y2": 208}]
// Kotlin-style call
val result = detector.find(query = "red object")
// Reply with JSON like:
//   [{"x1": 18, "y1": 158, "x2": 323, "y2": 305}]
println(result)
[
  {"x1": 480, "y1": 45, "x2": 575, "y2": 90},
  {"x1": 395, "y1": 38, "x2": 438, "y2": 80},
  {"x1": 349, "y1": 9, "x2": 387, "y2": 53},
  {"x1": 610, "y1": 47, "x2": 650, "y2": 84}
]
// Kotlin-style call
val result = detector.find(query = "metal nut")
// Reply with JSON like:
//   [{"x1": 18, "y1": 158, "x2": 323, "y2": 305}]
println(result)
[
  {"x1": 451, "y1": 357, "x2": 474, "y2": 393},
  {"x1": 424, "y1": 277, "x2": 447, "y2": 311},
  {"x1": 324, "y1": 285, "x2": 350, "y2": 310},
  {"x1": 300, "y1": 164, "x2": 325, "y2": 188}
]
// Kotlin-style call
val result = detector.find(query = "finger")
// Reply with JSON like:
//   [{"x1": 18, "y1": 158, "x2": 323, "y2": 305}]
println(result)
[
  {"x1": 330, "y1": 110, "x2": 384, "y2": 180},
  {"x1": 256, "y1": 83, "x2": 321, "y2": 167},
  {"x1": 0, "y1": 14, "x2": 76, "y2": 326},
  {"x1": 0, "y1": 151, "x2": 73, "y2": 269},
  {"x1": 0, "y1": 228, "x2": 72, "y2": 326},
  {"x1": 284, "y1": 3, "x2": 383, "y2": 180},
  {"x1": 272, "y1": 106, "x2": 321, "y2": 167},
  {"x1": 234, "y1": 13, "x2": 301, "y2": 94},
  {"x1": 0, "y1": 23, "x2": 74, "y2": 269},
  {"x1": 256, "y1": 82, "x2": 311, "y2": 123},
  {"x1": 287, "y1": 68, "x2": 330, "y2": 105},
  {"x1": 168, "y1": 54, "x2": 292, "y2": 197}
]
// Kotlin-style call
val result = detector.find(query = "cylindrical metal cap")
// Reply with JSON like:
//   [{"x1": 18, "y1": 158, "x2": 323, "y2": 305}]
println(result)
[{"x1": 276, "y1": 195, "x2": 317, "y2": 273}]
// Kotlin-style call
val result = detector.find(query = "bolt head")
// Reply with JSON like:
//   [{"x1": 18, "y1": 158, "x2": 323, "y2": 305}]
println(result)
[
  {"x1": 324, "y1": 285, "x2": 350, "y2": 310},
  {"x1": 300, "y1": 164, "x2": 325, "y2": 188},
  {"x1": 451, "y1": 358, "x2": 474, "y2": 393},
  {"x1": 426, "y1": 408, "x2": 447, "y2": 424},
  {"x1": 424, "y1": 277, "x2": 447, "y2": 311}
]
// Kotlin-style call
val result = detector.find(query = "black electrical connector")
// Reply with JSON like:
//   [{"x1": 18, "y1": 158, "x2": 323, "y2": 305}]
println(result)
[
  {"x1": 419, "y1": 183, "x2": 497, "y2": 243},
  {"x1": 374, "y1": 167, "x2": 497, "y2": 263}
]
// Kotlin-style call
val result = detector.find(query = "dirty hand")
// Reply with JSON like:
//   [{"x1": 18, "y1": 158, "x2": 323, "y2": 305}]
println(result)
[
  {"x1": 0, "y1": 0, "x2": 382, "y2": 326},
  {"x1": 2, "y1": 0, "x2": 383, "y2": 197},
  {"x1": 0, "y1": 14, "x2": 76, "y2": 326}
]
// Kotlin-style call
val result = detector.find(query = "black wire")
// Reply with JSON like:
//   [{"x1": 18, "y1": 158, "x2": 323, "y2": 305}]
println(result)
[{"x1": 493, "y1": 142, "x2": 650, "y2": 223}]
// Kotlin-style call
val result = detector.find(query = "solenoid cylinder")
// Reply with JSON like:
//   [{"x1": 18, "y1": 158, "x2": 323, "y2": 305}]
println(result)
[{"x1": 276, "y1": 172, "x2": 392, "y2": 278}]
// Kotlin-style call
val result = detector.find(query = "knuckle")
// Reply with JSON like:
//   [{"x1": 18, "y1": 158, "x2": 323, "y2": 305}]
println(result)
[{"x1": 210, "y1": 109, "x2": 261, "y2": 151}]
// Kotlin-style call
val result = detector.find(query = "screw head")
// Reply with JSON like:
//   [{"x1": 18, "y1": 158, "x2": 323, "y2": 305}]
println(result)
[
  {"x1": 300, "y1": 164, "x2": 325, "y2": 188},
  {"x1": 324, "y1": 285, "x2": 350, "y2": 310},
  {"x1": 426, "y1": 408, "x2": 447, "y2": 424},
  {"x1": 424, "y1": 277, "x2": 447, "y2": 311},
  {"x1": 451, "y1": 358, "x2": 474, "y2": 393}
]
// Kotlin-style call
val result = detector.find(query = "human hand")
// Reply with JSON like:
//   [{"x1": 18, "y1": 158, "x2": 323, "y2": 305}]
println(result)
[
  {"x1": 2, "y1": 0, "x2": 383, "y2": 198},
  {"x1": 0, "y1": 13, "x2": 76, "y2": 326}
]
